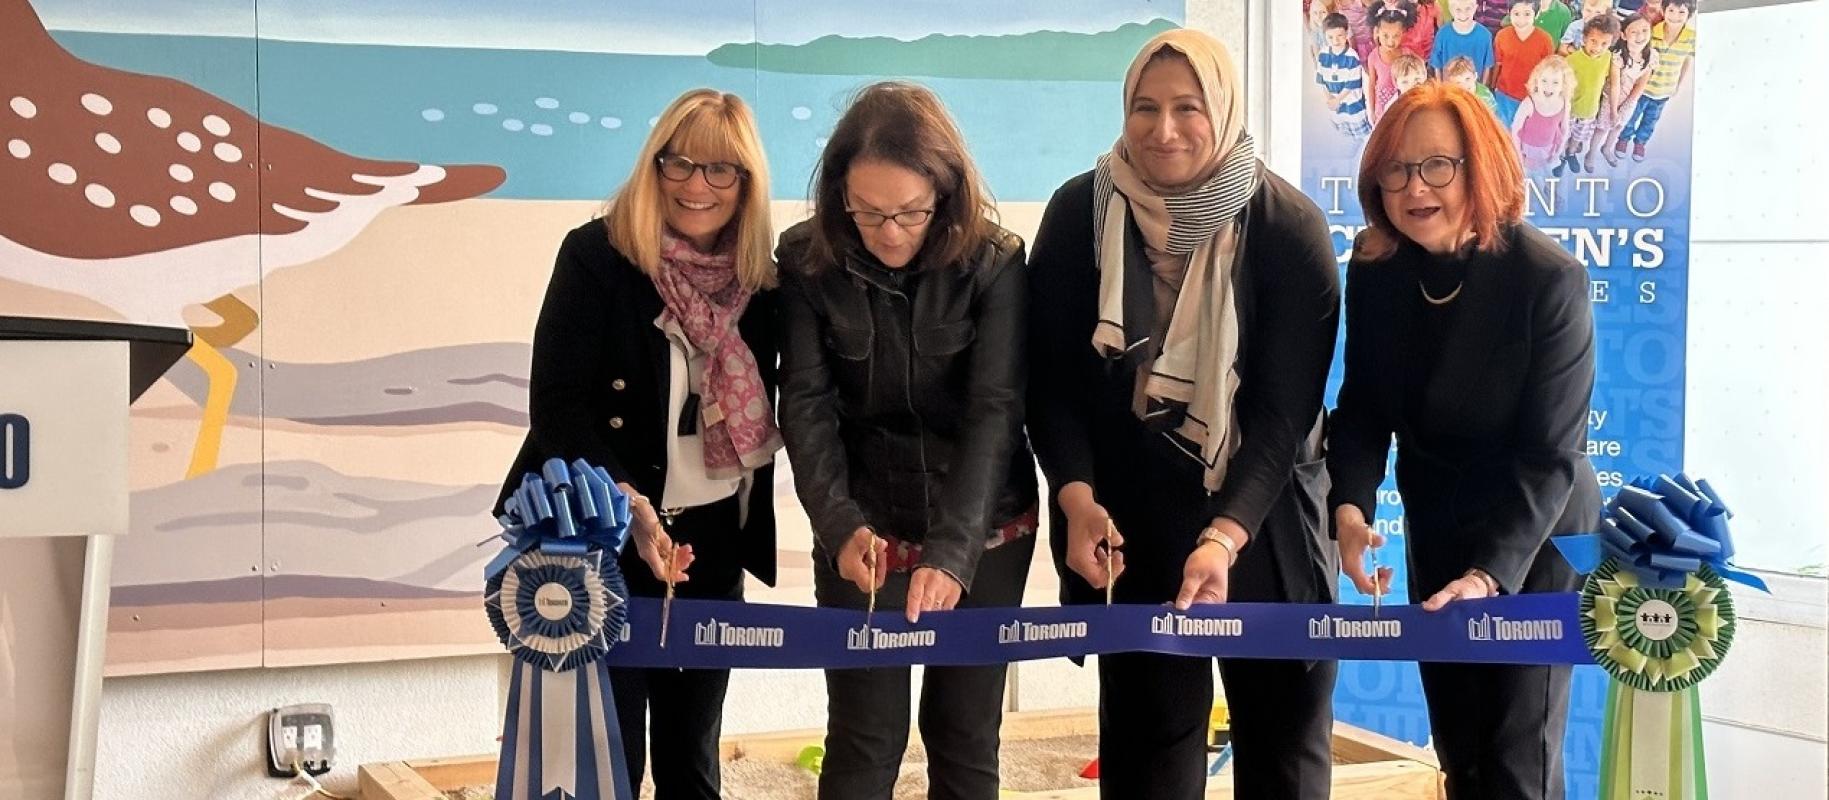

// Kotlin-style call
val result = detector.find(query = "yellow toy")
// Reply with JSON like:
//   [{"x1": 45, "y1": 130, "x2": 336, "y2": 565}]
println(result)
[{"x1": 1206, "y1": 699, "x2": 1231, "y2": 751}]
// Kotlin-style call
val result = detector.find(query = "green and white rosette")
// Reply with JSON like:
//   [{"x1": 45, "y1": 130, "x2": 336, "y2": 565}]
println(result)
[
  {"x1": 1582, "y1": 560, "x2": 1735, "y2": 799},
  {"x1": 1582, "y1": 561, "x2": 1736, "y2": 693},
  {"x1": 1560, "y1": 474, "x2": 1768, "y2": 800}
]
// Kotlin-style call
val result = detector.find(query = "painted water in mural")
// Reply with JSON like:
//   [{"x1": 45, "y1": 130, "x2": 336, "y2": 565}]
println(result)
[{"x1": 0, "y1": 0, "x2": 1189, "y2": 673}]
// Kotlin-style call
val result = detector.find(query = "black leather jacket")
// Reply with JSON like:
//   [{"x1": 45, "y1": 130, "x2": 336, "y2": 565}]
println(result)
[{"x1": 775, "y1": 219, "x2": 1036, "y2": 591}]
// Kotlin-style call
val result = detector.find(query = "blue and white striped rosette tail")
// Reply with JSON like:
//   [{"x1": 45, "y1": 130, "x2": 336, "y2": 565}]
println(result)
[{"x1": 486, "y1": 458, "x2": 636, "y2": 800}]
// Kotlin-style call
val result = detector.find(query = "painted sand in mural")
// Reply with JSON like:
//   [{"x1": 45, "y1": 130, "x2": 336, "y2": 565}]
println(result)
[{"x1": 1, "y1": 0, "x2": 1195, "y2": 673}]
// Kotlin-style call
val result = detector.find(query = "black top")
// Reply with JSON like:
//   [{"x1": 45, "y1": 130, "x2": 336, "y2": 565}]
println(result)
[
  {"x1": 1026, "y1": 167, "x2": 1342, "y2": 604},
  {"x1": 774, "y1": 220, "x2": 1035, "y2": 591},
  {"x1": 1327, "y1": 224, "x2": 1601, "y2": 596},
  {"x1": 494, "y1": 220, "x2": 780, "y2": 588}
]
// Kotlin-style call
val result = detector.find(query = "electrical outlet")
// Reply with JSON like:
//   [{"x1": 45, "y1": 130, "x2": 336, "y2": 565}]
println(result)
[{"x1": 267, "y1": 703, "x2": 335, "y2": 778}]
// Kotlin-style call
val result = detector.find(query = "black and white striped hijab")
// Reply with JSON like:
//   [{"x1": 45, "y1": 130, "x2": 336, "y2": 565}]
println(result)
[{"x1": 1090, "y1": 30, "x2": 1261, "y2": 491}]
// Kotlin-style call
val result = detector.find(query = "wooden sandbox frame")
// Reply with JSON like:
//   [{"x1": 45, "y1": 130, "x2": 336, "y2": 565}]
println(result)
[{"x1": 359, "y1": 709, "x2": 1444, "y2": 799}]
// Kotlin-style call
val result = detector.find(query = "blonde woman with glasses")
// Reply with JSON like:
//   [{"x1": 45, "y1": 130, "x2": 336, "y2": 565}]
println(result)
[{"x1": 495, "y1": 88, "x2": 781, "y2": 800}]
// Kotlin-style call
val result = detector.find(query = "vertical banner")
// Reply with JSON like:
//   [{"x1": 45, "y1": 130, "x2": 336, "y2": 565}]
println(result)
[{"x1": 1297, "y1": 1, "x2": 1699, "y2": 796}]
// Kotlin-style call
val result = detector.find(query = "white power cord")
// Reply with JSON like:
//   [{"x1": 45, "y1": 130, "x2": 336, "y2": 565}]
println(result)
[{"x1": 278, "y1": 759, "x2": 352, "y2": 800}]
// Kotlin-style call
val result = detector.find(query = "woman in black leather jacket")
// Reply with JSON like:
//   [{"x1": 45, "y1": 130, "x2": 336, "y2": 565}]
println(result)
[{"x1": 775, "y1": 81, "x2": 1035, "y2": 800}]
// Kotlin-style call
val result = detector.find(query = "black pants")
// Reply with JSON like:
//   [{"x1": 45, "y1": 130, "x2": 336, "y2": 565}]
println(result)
[
  {"x1": 812, "y1": 534, "x2": 1035, "y2": 800},
  {"x1": 610, "y1": 665, "x2": 731, "y2": 800},
  {"x1": 609, "y1": 502, "x2": 746, "y2": 800},
  {"x1": 1080, "y1": 450, "x2": 1338, "y2": 800},
  {"x1": 1405, "y1": 499, "x2": 1584, "y2": 800},
  {"x1": 1098, "y1": 653, "x2": 1337, "y2": 800},
  {"x1": 1420, "y1": 662, "x2": 1571, "y2": 800}
]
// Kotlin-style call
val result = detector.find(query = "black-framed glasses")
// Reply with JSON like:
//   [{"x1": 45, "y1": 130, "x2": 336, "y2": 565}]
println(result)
[
  {"x1": 1376, "y1": 155, "x2": 1466, "y2": 193},
  {"x1": 845, "y1": 208, "x2": 935, "y2": 228},
  {"x1": 657, "y1": 154, "x2": 748, "y2": 189}
]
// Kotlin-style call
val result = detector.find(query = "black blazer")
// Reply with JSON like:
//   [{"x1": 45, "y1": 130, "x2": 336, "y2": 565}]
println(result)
[
  {"x1": 1027, "y1": 168, "x2": 1342, "y2": 605},
  {"x1": 494, "y1": 219, "x2": 779, "y2": 588},
  {"x1": 1327, "y1": 224, "x2": 1600, "y2": 596}
]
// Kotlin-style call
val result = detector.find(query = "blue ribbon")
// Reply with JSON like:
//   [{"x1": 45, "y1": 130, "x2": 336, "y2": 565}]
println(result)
[
  {"x1": 486, "y1": 458, "x2": 632, "y2": 583},
  {"x1": 596, "y1": 594, "x2": 1594, "y2": 669},
  {"x1": 487, "y1": 458, "x2": 638, "y2": 800},
  {"x1": 1553, "y1": 473, "x2": 1768, "y2": 592},
  {"x1": 497, "y1": 660, "x2": 636, "y2": 800},
  {"x1": 485, "y1": 458, "x2": 636, "y2": 672}
]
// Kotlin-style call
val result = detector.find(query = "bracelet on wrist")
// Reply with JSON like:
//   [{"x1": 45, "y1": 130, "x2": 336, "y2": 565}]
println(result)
[{"x1": 1197, "y1": 527, "x2": 1238, "y2": 565}]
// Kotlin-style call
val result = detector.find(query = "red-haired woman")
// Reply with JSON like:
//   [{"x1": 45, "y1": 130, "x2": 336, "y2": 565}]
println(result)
[{"x1": 1328, "y1": 81, "x2": 1601, "y2": 800}]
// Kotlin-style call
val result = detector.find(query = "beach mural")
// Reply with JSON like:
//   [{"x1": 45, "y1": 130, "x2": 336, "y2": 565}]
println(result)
[{"x1": 1, "y1": 0, "x2": 1191, "y2": 674}]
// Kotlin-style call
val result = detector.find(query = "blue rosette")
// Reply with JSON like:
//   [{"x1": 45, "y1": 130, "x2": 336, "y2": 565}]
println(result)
[
  {"x1": 488, "y1": 459, "x2": 639, "y2": 799},
  {"x1": 484, "y1": 458, "x2": 633, "y2": 672},
  {"x1": 1555, "y1": 473, "x2": 1767, "y2": 592}
]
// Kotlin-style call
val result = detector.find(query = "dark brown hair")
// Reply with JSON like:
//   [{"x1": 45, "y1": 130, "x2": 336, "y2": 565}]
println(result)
[{"x1": 806, "y1": 81, "x2": 998, "y2": 270}]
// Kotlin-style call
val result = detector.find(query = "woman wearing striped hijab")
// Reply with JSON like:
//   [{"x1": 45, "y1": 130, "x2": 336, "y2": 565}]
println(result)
[{"x1": 1026, "y1": 28, "x2": 1343, "y2": 800}]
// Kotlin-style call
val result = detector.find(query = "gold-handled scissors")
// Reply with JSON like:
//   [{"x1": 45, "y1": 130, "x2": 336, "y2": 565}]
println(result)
[
  {"x1": 658, "y1": 506, "x2": 683, "y2": 648},
  {"x1": 1104, "y1": 519, "x2": 1118, "y2": 606},
  {"x1": 864, "y1": 539, "x2": 878, "y2": 636}
]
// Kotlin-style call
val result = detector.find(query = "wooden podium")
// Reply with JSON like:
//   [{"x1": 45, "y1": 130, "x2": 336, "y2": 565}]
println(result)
[{"x1": 0, "y1": 317, "x2": 189, "y2": 800}]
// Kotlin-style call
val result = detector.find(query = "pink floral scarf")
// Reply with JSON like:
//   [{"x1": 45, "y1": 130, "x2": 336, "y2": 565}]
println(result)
[{"x1": 652, "y1": 233, "x2": 781, "y2": 478}]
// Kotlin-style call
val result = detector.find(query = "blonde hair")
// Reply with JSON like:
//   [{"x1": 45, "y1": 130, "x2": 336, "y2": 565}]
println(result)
[
  {"x1": 1527, "y1": 55, "x2": 1577, "y2": 97},
  {"x1": 1309, "y1": 0, "x2": 1340, "y2": 27},
  {"x1": 1392, "y1": 53, "x2": 1428, "y2": 81},
  {"x1": 603, "y1": 89, "x2": 776, "y2": 291},
  {"x1": 1443, "y1": 55, "x2": 1479, "y2": 80}
]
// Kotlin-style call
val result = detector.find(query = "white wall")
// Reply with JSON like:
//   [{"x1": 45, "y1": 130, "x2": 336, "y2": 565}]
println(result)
[
  {"x1": 1682, "y1": 5, "x2": 1828, "y2": 791},
  {"x1": 94, "y1": 656, "x2": 504, "y2": 799},
  {"x1": 1697, "y1": 571, "x2": 1827, "y2": 797}
]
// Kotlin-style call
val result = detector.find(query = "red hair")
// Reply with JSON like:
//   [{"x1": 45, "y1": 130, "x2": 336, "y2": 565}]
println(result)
[{"x1": 1354, "y1": 81, "x2": 1524, "y2": 261}]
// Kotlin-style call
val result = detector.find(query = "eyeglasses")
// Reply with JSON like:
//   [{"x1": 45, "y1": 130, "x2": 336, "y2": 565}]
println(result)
[
  {"x1": 1376, "y1": 155, "x2": 1466, "y2": 193},
  {"x1": 657, "y1": 154, "x2": 748, "y2": 189},
  {"x1": 845, "y1": 208, "x2": 935, "y2": 228}
]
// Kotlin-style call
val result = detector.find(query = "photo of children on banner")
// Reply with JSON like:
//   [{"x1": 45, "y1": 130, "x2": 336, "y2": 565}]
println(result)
[
  {"x1": 1624, "y1": 0, "x2": 1667, "y2": 26},
  {"x1": 1302, "y1": 0, "x2": 1698, "y2": 172},
  {"x1": 1562, "y1": 14, "x2": 1620, "y2": 174},
  {"x1": 1444, "y1": 56, "x2": 1504, "y2": 121},
  {"x1": 1537, "y1": 0, "x2": 1579, "y2": 42},
  {"x1": 1614, "y1": 0, "x2": 1695, "y2": 162},
  {"x1": 1369, "y1": 0, "x2": 1440, "y2": 59},
  {"x1": 1318, "y1": 14, "x2": 1375, "y2": 143},
  {"x1": 1393, "y1": 53, "x2": 1432, "y2": 99},
  {"x1": 1494, "y1": 1, "x2": 1556, "y2": 124},
  {"x1": 1431, "y1": 0, "x2": 1495, "y2": 79},
  {"x1": 1560, "y1": 0, "x2": 1617, "y2": 52},
  {"x1": 1604, "y1": 13, "x2": 1658, "y2": 166},
  {"x1": 1513, "y1": 55, "x2": 1576, "y2": 174},
  {"x1": 1365, "y1": 10, "x2": 1413, "y2": 123}
]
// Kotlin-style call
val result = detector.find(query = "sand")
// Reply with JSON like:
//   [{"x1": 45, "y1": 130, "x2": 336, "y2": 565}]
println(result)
[{"x1": 442, "y1": 734, "x2": 1103, "y2": 800}]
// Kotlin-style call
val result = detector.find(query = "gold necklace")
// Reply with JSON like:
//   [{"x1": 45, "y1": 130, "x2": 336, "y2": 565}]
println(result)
[{"x1": 1419, "y1": 280, "x2": 1463, "y2": 305}]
